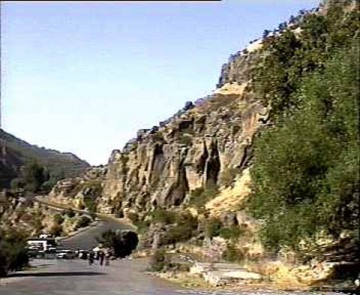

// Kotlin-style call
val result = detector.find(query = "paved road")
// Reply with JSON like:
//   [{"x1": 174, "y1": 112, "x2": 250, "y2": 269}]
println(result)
[
  {"x1": 0, "y1": 258, "x2": 187, "y2": 295},
  {"x1": 59, "y1": 216, "x2": 133, "y2": 250},
  {"x1": 35, "y1": 197, "x2": 135, "y2": 250},
  {"x1": 0, "y1": 259, "x2": 350, "y2": 295},
  {"x1": 2, "y1": 198, "x2": 350, "y2": 295}
]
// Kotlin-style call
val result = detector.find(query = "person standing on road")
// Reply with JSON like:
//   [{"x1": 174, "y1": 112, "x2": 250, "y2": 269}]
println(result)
[
  {"x1": 105, "y1": 250, "x2": 110, "y2": 266},
  {"x1": 89, "y1": 251, "x2": 95, "y2": 265},
  {"x1": 99, "y1": 251, "x2": 105, "y2": 266}
]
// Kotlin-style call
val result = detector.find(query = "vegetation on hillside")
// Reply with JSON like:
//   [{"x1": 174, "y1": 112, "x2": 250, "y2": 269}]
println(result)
[
  {"x1": 0, "y1": 228, "x2": 29, "y2": 277},
  {"x1": 10, "y1": 160, "x2": 56, "y2": 194},
  {"x1": 0, "y1": 128, "x2": 89, "y2": 190},
  {"x1": 247, "y1": 2, "x2": 359, "y2": 260}
]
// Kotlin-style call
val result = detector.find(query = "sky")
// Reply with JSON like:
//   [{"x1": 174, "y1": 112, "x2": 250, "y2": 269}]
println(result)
[{"x1": 1, "y1": 0, "x2": 319, "y2": 166}]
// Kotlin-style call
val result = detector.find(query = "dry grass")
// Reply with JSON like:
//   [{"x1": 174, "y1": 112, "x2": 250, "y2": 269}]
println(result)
[{"x1": 205, "y1": 168, "x2": 251, "y2": 217}]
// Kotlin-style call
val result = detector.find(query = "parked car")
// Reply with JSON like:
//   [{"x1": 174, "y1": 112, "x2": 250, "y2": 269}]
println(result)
[
  {"x1": 78, "y1": 250, "x2": 89, "y2": 260},
  {"x1": 56, "y1": 250, "x2": 76, "y2": 259}
]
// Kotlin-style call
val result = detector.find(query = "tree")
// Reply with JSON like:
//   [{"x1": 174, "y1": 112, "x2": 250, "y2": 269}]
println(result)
[
  {"x1": 262, "y1": 29, "x2": 271, "y2": 39},
  {"x1": 96, "y1": 230, "x2": 138, "y2": 258},
  {"x1": 14, "y1": 160, "x2": 50, "y2": 193},
  {"x1": 247, "y1": 44, "x2": 359, "y2": 259},
  {"x1": 0, "y1": 228, "x2": 29, "y2": 277}
]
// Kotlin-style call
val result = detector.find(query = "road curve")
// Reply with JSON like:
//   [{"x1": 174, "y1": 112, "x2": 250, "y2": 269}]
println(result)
[{"x1": 34, "y1": 196, "x2": 135, "y2": 250}]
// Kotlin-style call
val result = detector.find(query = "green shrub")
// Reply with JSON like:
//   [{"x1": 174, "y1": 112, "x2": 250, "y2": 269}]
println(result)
[
  {"x1": 179, "y1": 134, "x2": 193, "y2": 145},
  {"x1": 219, "y1": 225, "x2": 244, "y2": 241},
  {"x1": 220, "y1": 167, "x2": 241, "y2": 187},
  {"x1": 205, "y1": 217, "x2": 223, "y2": 239},
  {"x1": 63, "y1": 208, "x2": 75, "y2": 218},
  {"x1": 152, "y1": 132, "x2": 165, "y2": 142},
  {"x1": 53, "y1": 213, "x2": 64, "y2": 225},
  {"x1": 248, "y1": 26, "x2": 360, "y2": 257},
  {"x1": 151, "y1": 208, "x2": 177, "y2": 224},
  {"x1": 0, "y1": 228, "x2": 29, "y2": 277},
  {"x1": 189, "y1": 185, "x2": 219, "y2": 209},
  {"x1": 222, "y1": 243, "x2": 244, "y2": 262},
  {"x1": 149, "y1": 248, "x2": 170, "y2": 272},
  {"x1": 127, "y1": 212, "x2": 139, "y2": 224},
  {"x1": 164, "y1": 212, "x2": 198, "y2": 244},
  {"x1": 76, "y1": 215, "x2": 91, "y2": 229},
  {"x1": 84, "y1": 197, "x2": 97, "y2": 213}
]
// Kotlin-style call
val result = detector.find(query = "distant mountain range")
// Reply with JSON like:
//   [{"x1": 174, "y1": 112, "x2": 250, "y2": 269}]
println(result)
[{"x1": 0, "y1": 128, "x2": 90, "y2": 188}]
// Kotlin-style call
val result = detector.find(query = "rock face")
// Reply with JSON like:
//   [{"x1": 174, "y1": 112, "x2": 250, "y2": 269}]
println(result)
[
  {"x1": 95, "y1": 83, "x2": 268, "y2": 215},
  {"x1": 49, "y1": 43, "x2": 268, "y2": 219},
  {"x1": 217, "y1": 41, "x2": 262, "y2": 88}
]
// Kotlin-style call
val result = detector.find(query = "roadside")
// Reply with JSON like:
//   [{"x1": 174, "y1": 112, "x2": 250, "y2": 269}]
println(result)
[{"x1": 35, "y1": 195, "x2": 136, "y2": 230}]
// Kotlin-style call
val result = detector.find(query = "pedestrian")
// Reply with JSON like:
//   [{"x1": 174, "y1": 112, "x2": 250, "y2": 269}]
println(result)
[
  {"x1": 88, "y1": 251, "x2": 94, "y2": 265},
  {"x1": 105, "y1": 252, "x2": 110, "y2": 266},
  {"x1": 99, "y1": 251, "x2": 105, "y2": 266}
]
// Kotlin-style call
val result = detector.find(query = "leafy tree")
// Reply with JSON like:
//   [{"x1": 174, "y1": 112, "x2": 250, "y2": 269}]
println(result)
[
  {"x1": 253, "y1": 3, "x2": 359, "y2": 123},
  {"x1": 96, "y1": 230, "x2": 138, "y2": 258},
  {"x1": 22, "y1": 160, "x2": 49, "y2": 193},
  {"x1": 0, "y1": 228, "x2": 29, "y2": 277},
  {"x1": 248, "y1": 44, "x2": 359, "y2": 259}
]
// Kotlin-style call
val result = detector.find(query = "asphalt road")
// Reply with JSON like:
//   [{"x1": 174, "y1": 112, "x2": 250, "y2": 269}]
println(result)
[
  {"x1": 59, "y1": 216, "x2": 133, "y2": 250},
  {"x1": 0, "y1": 259, "x2": 187, "y2": 295},
  {"x1": 0, "y1": 259, "x2": 349, "y2": 295},
  {"x1": 2, "y1": 198, "x2": 350, "y2": 295}
]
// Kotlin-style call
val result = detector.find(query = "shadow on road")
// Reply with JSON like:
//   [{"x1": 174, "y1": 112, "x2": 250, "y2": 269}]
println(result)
[{"x1": 9, "y1": 271, "x2": 106, "y2": 278}]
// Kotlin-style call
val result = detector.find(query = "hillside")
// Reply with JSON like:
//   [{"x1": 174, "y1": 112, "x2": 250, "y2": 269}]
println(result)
[
  {"x1": 0, "y1": 128, "x2": 90, "y2": 188},
  {"x1": 45, "y1": 0, "x2": 359, "y2": 289}
]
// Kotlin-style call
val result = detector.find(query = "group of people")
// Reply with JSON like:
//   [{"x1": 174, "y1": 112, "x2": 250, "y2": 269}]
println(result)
[
  {"x1": 75, "y1": 249, "x2": 111, "y2": 266},
  {"x1": 88, "y1": 250, "x2": 110, "y2": 266}
]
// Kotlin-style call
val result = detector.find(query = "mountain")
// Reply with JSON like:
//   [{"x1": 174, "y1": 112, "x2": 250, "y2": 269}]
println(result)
[
  {"x1": 46, "y1": 0, "x2": 359, "y2": 288},
  {"x1": 0, "y1": 128, "x2": 90, "y2": 188}
]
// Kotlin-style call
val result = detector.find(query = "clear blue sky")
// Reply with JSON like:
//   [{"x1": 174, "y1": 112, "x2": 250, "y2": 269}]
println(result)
[{"x1": 1, "y1": 0, "x2": 319, "y2": 165}]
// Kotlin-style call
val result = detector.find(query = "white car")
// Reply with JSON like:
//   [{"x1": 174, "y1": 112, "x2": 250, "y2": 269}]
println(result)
[{"x1": 56, "y1": 250, "x2": 76, "y2": 259}]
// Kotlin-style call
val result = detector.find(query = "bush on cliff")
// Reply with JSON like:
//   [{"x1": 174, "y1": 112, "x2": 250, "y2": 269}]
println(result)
[
  {"x1": 189, "y1": 184, "x2": 219, "y2": 209},
  {"x1": 164, "y1": 212, "x2": 199, "y2": 245}
]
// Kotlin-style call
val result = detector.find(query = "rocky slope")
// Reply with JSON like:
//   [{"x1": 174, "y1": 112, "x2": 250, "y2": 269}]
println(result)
[
  {"x1": 48, "y1": 47, "x2": 268, "y2": 217},
  {"x1": 46, "y1": 46, "x2": 270, "y2": 264},
  {"x1": 0, "y1": 128, "x2": 90, "y2": 188},
  {"x1": 44, "y1": 1, "x2": 359, "y2": 290}
]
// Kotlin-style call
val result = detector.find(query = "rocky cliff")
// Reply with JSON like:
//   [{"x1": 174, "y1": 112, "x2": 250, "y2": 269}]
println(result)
[
  {"x1": 100, "y1": 82, "x2": 268, "y2": 214},
  {"x1": 40, "y1": 1, "x2": 360, "y2": 290},
  {"x1": 48, "y1": 41, "x2": 268, "y2": 218}
]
